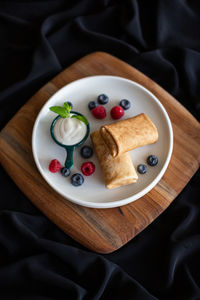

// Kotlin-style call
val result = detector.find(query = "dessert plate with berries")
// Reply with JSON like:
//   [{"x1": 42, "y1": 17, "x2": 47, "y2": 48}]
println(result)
[{"x1": 32, "y1": 75, "x2": 173, "y2": 208}]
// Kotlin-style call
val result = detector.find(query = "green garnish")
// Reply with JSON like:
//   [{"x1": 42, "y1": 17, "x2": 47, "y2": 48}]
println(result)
[
  {"x1": 49, "y1": 102, "x2": 88, "y2": 125},
  {"x1": 63, "y1": 102, "x2": 71, "y2": 111},
  {"x1": 50, "y1": 102, "x2": 71, "y2": 118},
  {"x1": 71, "y1": 114, "x2": 88, "y2": 125}
]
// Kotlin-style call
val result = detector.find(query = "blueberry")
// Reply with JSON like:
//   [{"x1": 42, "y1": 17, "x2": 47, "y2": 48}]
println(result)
[
  {"x1": 80, "y1": 146, "x2": 93, "y2": 159},
  {"x1": 147, "y1": 155, "x2": 158, "y2": 166},
  {"x1": 60, "y1": 167, "x2": 70, "y2": 177},
  {"x1": 71, "y1": 173, "x2": 84, "y2": 186},
  {"x1": 137, "y1": 164, "x2": 147, "y2": 174},
  {"x1": 67, "y1": 101, "x2": 73, "y2": 109},
  {"x1": 97, "y1": 94, "x2": 109, "y2": 105},
  {"x1": 88, "y1": 101, "x2": 98, "y2": 110},
  {"x1": 120, "y1": 99, "x2": 131, "y2": 110}
]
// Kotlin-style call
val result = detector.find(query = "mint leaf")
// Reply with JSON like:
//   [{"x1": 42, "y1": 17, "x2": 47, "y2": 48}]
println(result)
[
  {"x1": 64, "y1": 102, "x2": 71, "y2": 113},
  {"x1": 71, "y1": 114, "x2": 88, "y2": 125},
  {"x1": 49, "y1": 101, "x2": 72, "y2": 118},
  {"x1": 49, "y1": 106, "x2": 69, "y2": 118}
]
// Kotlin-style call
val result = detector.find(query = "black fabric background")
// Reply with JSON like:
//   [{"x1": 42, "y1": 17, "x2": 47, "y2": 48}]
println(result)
[{"x1": 0, "y1": 1, "x2": 200, "y2": 299}]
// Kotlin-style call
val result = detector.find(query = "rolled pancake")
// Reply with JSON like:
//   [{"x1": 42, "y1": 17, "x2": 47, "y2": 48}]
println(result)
[
  {"x1": 100, "y1": 113, "x2": 158, "y2": 157},
  {"x1": 90, "y1": 130, "x2": 138, "y2": 189}
]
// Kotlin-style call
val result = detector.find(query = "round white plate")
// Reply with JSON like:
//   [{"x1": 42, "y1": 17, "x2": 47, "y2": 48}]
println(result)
[{"x1": 32, "y1": 75, "x2": 173, "y2": 208}]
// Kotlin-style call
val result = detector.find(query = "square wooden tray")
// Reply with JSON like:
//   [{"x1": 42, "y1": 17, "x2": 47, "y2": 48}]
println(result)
[{"x1": 0, "y1": 52, "x2": 199, "y2": 253}]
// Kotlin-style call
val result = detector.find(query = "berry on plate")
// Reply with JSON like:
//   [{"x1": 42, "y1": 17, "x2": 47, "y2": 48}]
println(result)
[
  {"x1": 120, "y1": 99, "x2": 131, "y2": 110},
  {"x1": 92, "y1": 105, "x2": 106, "y2": 119},
  {"x1": 81, "y1": 162, "x2": 95, "y2": 176},
  {"x1": 80, "y1": 146, "x2": 93, "y2": 159},
  {"x1": 88, "y1": 101, "x2": 98, "y2": 110},
  {"x1": 49, "y1": 159, "x2": 62, "y2": 173},
  {"x1": 147, "y1": 155, "x2": 158, "y2": 166},
  {"x1": 60, "y1": 167, "x2": 70, "y2": 177},
  {"x1": 97, "y1": 94, "x2": 109, "y2": 105},
  {"x1": 67, "y1": 101, "x2": 73, "y2": 109},
  {"x1": 110, "y1": 105, "x2": 124, "y2": 119},
  {"x1": 71, "y1": 173, "x2": 84, "y2": 186},
  {"x1": 137, "y1": 164, "x2": 147, "y2": 174}
]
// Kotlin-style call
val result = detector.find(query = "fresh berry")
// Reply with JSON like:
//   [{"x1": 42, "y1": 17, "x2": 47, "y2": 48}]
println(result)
[
  {"x1": 137, "y1": 164, "x2": 147, "y2": 174},
  {"x1": 120, "y1": 99, "x2": 131, "y2": 110},
  {"x1": 60, "y1": 167, "x2": 70, "y2": 177},
  {"x1": 147, "y1": 155, "x2": 158, "y2": 166},
  {"x1": 49, "y1": 159, "x2": 62, "y2": 173},
  {"x1": 97, "y1": 94, "x2": 109, "y2": 105},
  {"x1": 92, "y1": 105, "x2": 106, "y2": 119},
  {"x1": 80, "y1": 146, "x2": 93, "y2": 159},
  {"x1": 88, "y1": 101, "x2": 98, "y2": 110},
  {"x1": 67, "y1": 101, "x2": 73, "y2": 109},
  {"x1": 81, "y1": 162, "x2": 95, "y2": 176},
  {"x1": 110, "y1": 105, "x2": 124, "y2": 119},
  {"x1": 71, "y1": 173, "x2": 84, "y2": 186}
]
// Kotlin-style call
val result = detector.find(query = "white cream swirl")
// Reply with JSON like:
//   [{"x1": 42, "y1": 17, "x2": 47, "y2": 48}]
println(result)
[{"x1": 54, "y1": 116, "x2": 87, "y2": 145}]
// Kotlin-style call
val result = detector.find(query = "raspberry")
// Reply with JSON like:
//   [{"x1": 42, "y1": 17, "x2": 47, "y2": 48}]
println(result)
[
  {"x1": 49, "y1": 159, "x2": 62, "y2": 173},
  {"x1": 91, "y1": 105, "x2": 106, "y2": 119},
  {"x1": 81, "y1": 162, "x2": 95, "y2": 176},
  {"x1": 110, "y1": 105, "x2": 124, "y2": 119}
]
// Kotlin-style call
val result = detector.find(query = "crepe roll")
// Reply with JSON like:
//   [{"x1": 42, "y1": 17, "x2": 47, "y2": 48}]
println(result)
[
  {"x1": 100, "y1": 113, "x2": 158, "y2": 157},
  {"x1": 90, "y1": 130, "x2": 138, "y2": 189}
]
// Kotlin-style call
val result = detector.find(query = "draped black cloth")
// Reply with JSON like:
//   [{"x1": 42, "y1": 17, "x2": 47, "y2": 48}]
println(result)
[{"x1": 0, "y1": 1, "x2": 200, "y2": 299}]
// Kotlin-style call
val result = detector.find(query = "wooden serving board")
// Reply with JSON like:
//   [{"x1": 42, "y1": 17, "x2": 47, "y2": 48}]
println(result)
[{"x1": 0, "y1": 52, "x2": 199, "y2": 253}]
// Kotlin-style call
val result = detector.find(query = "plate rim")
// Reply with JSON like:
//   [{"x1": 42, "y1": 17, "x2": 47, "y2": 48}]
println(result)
[{"x1": 32, "y1": 75, "x2": 173, "y2": 208}]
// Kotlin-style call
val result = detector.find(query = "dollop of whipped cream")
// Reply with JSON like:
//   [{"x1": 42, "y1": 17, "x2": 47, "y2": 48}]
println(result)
[{"x1": 54, "y1": 116, "x2": 87, "y2": 145}]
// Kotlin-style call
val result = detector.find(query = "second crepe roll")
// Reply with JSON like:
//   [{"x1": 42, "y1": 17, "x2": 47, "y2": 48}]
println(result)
[
  {"x1": 90, "y1": 130, "x2": 138, "y2": 189},
  {"x1": 100, "y1": 113, "x2": 158, "y2": 157}
]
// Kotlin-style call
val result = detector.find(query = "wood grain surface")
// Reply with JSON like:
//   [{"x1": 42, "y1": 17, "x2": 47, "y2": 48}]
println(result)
[{"x1": 0, "y1": 52, "x2": 199, "y2": 253}]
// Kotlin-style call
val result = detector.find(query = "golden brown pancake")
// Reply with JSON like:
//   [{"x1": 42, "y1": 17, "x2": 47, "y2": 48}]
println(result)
[
  {"x1": 100, "y1": 113, "x2": 158, "y2": 157},
  {"x1": 90, "y1": 130, "x2": 138, "y2": 189}
]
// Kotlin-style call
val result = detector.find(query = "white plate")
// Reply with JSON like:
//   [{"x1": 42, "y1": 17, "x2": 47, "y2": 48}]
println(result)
[{"x1": 32, "y1": 75, "x2": 173, "y2": 208}]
